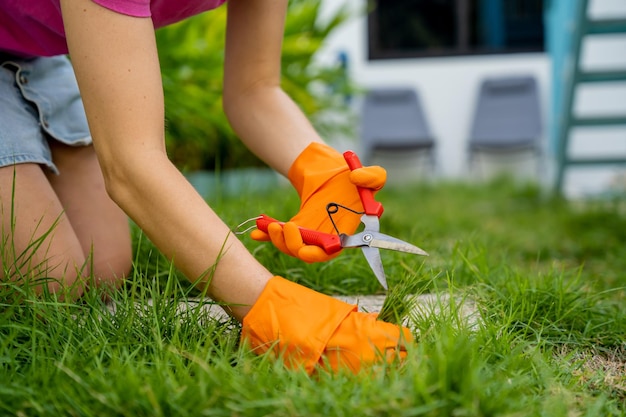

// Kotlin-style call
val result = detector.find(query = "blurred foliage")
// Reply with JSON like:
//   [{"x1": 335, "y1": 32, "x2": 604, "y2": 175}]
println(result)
[{"x1": 156, "y1": 0, "x2": 355, "y2": 171}]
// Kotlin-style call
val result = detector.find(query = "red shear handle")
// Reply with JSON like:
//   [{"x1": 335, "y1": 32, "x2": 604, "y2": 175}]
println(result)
[
  {"x1": 256, "y1": 214, "x2": 343, "y2": 255},
  {"x1": 343, "y1": 151, "x2": 384, "y2": 217}
]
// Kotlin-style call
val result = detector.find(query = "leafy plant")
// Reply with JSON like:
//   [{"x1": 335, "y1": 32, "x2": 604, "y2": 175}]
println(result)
[{"x1": 156, "y1": 0, "x2": 355, "y2": 171}]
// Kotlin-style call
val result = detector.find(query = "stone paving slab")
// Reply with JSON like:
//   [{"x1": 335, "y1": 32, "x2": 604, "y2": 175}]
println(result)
[
  {"x1": 171, "y1": 293, "x2": 479, "y2": 332},
  {"x1": 337, "y1": 293, "x2": 479, "y2": 331}
]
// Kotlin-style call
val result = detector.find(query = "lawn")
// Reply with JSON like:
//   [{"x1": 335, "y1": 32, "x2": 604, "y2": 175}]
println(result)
[{"x1": 1, "y1": 175, "x2": 625, "y2": 416}]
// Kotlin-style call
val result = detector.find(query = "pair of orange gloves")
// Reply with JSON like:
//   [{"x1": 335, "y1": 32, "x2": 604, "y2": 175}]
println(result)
[{"x1": 241, "y1": 142, "x2": 413, "y2": 374}]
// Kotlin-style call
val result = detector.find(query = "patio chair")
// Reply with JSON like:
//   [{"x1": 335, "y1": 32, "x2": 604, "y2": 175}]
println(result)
[
  {"x1": 467, "y1": 75, "x2": 543, "y2": 177},
  {"x1": 359, "y1": 87, "x2": 436, "y2": 171}
]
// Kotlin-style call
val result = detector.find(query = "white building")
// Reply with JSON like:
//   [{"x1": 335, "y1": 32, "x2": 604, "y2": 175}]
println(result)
[{"x1": 318, "y1": 0, "x2": 626, "y2": 198}]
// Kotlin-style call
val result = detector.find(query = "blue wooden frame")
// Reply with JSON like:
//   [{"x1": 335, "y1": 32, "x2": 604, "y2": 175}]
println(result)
[{"x1": 545, "y1": 0, "x2": 626, "y2": 193}]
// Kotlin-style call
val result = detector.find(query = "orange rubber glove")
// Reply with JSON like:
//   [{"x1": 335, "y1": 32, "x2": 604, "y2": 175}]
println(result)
[
  {"x1": 241, "y1": 276, "x2": 413, "y2": 374},
  {"x1": 250, "y1": 142, "x2": 386, "y2": 263}
]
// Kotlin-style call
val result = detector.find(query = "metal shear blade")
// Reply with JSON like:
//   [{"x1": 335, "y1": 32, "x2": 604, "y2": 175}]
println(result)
[
  {"x1": 341, "y1": 231, "x2": 429, "y2": 256},
  {"x1": 340, "y1": 214, "x2": 428, "y2": 290},
  {"x1": 361, "y1": 246, "x2": 387, "y2": 290}
]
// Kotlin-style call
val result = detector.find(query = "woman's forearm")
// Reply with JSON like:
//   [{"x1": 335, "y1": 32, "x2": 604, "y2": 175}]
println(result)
[
  {"x1": 224, "y1": 85, "x2": 324, "y2": 177},
  {"x1": 105, "y1": 148, "x2": 271, "y2": 320}
]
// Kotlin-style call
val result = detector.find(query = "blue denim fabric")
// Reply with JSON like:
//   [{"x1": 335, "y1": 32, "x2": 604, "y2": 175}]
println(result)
[{"x1": 0, "y1": 55, "x2": 91, "y2": 174}]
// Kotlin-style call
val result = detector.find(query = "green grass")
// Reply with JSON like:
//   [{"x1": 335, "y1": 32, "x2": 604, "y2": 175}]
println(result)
[{"x1": 1, "y1": 177, "x2": 625, "y2": 416}]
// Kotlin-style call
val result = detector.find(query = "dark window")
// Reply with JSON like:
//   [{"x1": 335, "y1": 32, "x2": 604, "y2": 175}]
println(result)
[{"x1": 368, "y1": 0, "x2": 545, "y2": 60}]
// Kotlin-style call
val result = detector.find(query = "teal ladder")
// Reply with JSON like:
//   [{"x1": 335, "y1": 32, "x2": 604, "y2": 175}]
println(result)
[{"x1": 550, "y1": 0, "x2": 626, "y2": 193}]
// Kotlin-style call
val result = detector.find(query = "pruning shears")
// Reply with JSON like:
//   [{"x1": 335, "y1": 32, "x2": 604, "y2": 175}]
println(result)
[{"x1": 252, "y1": 150, "x2": 428, "y2": 290}]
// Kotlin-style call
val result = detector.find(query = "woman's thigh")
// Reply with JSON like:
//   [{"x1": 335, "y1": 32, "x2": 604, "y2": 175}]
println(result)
[{"x1": 0, "y1": 163, "x2": 86, "y2": 294}]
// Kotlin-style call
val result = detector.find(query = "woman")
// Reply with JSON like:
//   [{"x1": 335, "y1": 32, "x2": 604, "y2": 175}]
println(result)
[{"x1": 0, "y1": 0, "x2": 412, "y2": 374}]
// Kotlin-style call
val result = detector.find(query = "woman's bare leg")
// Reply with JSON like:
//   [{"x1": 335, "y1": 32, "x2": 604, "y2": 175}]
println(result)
[
  {"x1": 0, "y1": 142, "x2": 131, "y2": 296},
  {"x1": 45, "y1": 141, "x2": 132, "y2": 291},
  {"x1": 0, "y1": 163, "x2": 86, "y2": 295}
]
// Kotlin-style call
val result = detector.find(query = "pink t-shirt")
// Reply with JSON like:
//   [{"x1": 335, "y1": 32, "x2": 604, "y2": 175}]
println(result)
[{"x1": 0, "y1": 0, "x2": 227, "y2": 57}]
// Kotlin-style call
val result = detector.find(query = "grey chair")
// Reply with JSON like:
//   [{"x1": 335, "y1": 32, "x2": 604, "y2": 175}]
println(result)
[
  {"x1": 359, "y1": 87, "x2": 436, "y2": 169},
  {"x1": 467, "y1": 75, "x2": 543, "y2": 174}
]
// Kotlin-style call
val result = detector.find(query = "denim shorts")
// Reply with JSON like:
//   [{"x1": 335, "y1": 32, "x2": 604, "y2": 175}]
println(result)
[{"x1": 0, "y1": 54, "x2": 92, "y2": 174}]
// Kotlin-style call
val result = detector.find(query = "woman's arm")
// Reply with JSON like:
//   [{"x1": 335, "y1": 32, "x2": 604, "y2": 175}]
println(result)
[
  {"x1": 222, "y1": 0, "x2": 324, "y2": 177},
  {"x1": 60, "y1": 0, "x2": 411, "y2": 373},
  {"x1": 222, "y1": 0, "x2": 389, "y2": 263},
  {"x1": 60, "y1": 0, "x2": 272, "y2": 320}
]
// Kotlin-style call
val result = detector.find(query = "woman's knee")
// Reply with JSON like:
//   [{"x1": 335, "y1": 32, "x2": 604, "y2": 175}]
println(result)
[
  {"x1": 4, "y1": 249, "x2": 88, "y2": 298},
  {"x1": 90, "y1": 244, "x2": 133, "y2": 290}
]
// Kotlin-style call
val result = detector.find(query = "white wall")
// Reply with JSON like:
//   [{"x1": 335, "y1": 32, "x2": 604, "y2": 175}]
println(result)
[{"x1": 317, "y1": 0, "x2": 626, "y2": 197}]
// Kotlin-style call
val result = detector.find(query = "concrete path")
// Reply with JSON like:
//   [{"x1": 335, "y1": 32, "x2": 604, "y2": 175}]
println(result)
[{"x1": 170, "y1": 292, "x2": 480, "y2": 332}]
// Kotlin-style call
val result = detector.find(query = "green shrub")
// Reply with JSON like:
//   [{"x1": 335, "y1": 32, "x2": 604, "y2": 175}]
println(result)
[{"x1": 157, "y1": 0, "x2": 354, "y2": 171}]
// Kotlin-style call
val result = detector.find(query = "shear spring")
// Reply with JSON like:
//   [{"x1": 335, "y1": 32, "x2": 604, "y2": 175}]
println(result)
[
  {"x1": 326, "y1": 202, "x2": 363, "y2": 235},
  {"x1": 233, "y1": 216, "x2": 262, "y2": 235}
]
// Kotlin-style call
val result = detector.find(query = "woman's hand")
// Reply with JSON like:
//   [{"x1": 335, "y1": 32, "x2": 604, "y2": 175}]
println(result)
[{"x1": 251, "y1": 143, "x2": 386, "y2": 263}]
